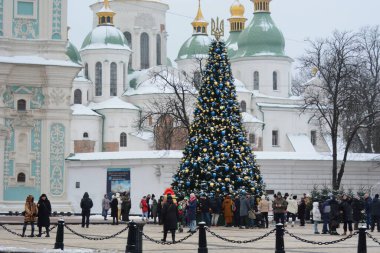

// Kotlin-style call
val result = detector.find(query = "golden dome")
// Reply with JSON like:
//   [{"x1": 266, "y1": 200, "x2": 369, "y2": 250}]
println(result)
[{"x1": 230, "y1": 0, "x2": 245, "y2": 17}]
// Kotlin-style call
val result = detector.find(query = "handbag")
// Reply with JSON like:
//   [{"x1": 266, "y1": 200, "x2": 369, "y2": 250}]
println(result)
[{"x1": 248, "y1": 209, "x2": 256, "y2": 219}]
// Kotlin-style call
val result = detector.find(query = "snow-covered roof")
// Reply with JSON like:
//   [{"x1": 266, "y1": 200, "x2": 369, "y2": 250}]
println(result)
[
  {"x1": 241, "y1": 112, "x2": 264, "y2": 124},
  {"x1": 256, "y1": 102, "x2": 302, "y2": 109},
  {"x1": 88, "y1": 97, "x2": 139, "y2": 110},
  {"x1": 71, "y1": 104, "x2": 101, "y2": 117},
  {"x1": 0, "y1": 56, "x2": 80, "y2": 67},
  {"x1": 234, "y1": 79, "x2": 250, "y2": 93},
  {"x1": 66, "y1": 150, "x2": 380, "y2": 162},
  {"x1": 124, "y1": 66, "x2": 195, "y2": 96},
  {"x1": 253, "y1": 91, "x2": 303, "y2": 101},
  {"x1": 129, "y1": 131, "x2": 154, "y2": 141},
  {"x1": 287, "y1": 134, "x2": 316, "y2": 153}
]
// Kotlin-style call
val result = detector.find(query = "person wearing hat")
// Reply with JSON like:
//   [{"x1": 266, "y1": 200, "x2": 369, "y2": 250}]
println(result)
[
  {"x1": 161, "y1": 194, "x2": 178, "y2": 242},
  {"x1": 36, "y1": 193, "x2": 51, "y2": 237},
  {"x1": 272, "y1": 192, "x2": 288, "y2": 225}
]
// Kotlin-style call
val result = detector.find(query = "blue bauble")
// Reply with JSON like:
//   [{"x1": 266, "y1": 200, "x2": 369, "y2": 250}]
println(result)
[
  {"x1": 186, "y1": 181, "x2": 191, "y2": 187},
  {"x1": 216, "y1": 48, "x2": 221, "y2": 53},
  {"x1": 215, "y1": 90, "x2": 220, "y2": 95},
  {"x1": 219, "y1": 84, "x2": 223, "y2": 89},
  {"x1": 239, "y1": 137, "x2": 244, "y2": 142},
  {"x1": 204, "y1": 138, "x2": 209, "y2": 143},
  {"x1": 185, "y1": 160, "x2": 190, "y2": 166},
  {"x1": 204, "y1": 157, "x2": 210, "y2": 162},
  {"x1": 237, "y1": 177, "x2": 242, "y2": 182},
  {"x1": 211, "y1": 111, "x2": 216, "y2": 116},
  {"x1": 224, "y1": 167, "x2": 229, "y2": 172},
  {"x1": 212, "y1": 173, "x2": 216, "y2": 178},
  {"x1": 221, "y1": 130, "x2": 226, "y2": 136},
  {"x1": 223, "y1": 142, "x2": 228, "y2": 147},
  {"x1": 193, "y1": 162, "x2": 198, "y2": 167},
  {"x1": 213, "y1": 141, "x2": 218, "y2": 146},
  {"x1": 194, "y1": 145, "x2": 199, "y2": 149},
  {"x1": 222, "y1": 186, "x2": 226, "y2": 191},
  {"x1": 215, "y1": 166, "x2": 219, "y2": 171}
]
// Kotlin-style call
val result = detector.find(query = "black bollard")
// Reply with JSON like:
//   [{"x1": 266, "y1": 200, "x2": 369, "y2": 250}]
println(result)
[
  {"x1": 275, "y1": 223, "x2": 285, "y2": 253},
  {"x1": 126, "y1": 221, "x2": 137, "y2": 253},
  {"x1": 54, "y1": 219, "x2": 64, "y2": 250},
  {"x1": 126, "y1": 221, "x2": 145, "y2": 253},
  {"x1": 357, "y1": 226, "x2": 367, "y2": 253},
  {"x1": 198, "y1": 222, "x2": 208, "y2": 253}
]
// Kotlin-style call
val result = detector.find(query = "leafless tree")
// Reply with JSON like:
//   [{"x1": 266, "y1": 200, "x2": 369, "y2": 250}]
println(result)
[
  {"x1": 299, "y1": 30, "x2": 380, "y2": 190},
  {"x1": 136, "y1": 66, "x2": 199, "y2": 150}
]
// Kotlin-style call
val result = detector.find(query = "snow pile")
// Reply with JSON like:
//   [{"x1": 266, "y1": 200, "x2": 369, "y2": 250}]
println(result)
[{"x1": 89, "y1": 97, "x2": 139, "y2": 110}]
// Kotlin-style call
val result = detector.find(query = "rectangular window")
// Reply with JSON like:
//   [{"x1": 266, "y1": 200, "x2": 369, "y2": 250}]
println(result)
[
  {"x1": 272, "y1": 130, "x2": 279, "y2": 146},
  {"x1": 17, "y1": 1, "x2": 34, "y2": 16},
  {"x1": 75, "y1": 182, "x2": 80, "y2": 188},
  {"x1": 311, "y1": 130, "x2": 317, "y2": 146}
]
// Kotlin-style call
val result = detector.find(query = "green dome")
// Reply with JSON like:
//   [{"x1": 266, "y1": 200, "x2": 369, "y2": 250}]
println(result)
[
  {"x1": 176, "y1": 34, "x2": 212, "y2": 61},
  {"x1": 236, "y1": 13, "x2": 285, "y2": 57},
  {"x1": 226, "y1": 31, "x2": 241, "y2": 59},
  {"x1": 81, "y1": 25, "x2": 130, "y2": 51},
  {"x1": 66, "y1": 41, "x2": 82, "y2": 64}
]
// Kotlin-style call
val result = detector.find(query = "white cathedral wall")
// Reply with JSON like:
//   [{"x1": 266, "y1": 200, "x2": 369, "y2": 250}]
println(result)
[
  {"x1": 231, "y1": 57, "x2": 293, "y2": 97},
  {"x1": 66, "y1": 154, "x2": 380, "y2": 214},
  {"x1": 70, "y1": 116, "x2": 102, "y2": 153}
]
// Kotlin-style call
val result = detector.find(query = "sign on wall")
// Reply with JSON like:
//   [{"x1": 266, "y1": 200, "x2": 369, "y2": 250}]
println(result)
[{"x1": 106, "y1": 168, "x2": 130, "y2": 198}]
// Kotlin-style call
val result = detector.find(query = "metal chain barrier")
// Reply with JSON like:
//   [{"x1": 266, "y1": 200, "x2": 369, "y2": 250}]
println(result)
[
  {"x1": 284, "y1": 230, "x2": 358, "y2": 245},
  {"x1": 366, "y1": 232, "x2": 380, "y2": 246},
  {"x1": 142, "y1": 229, "x2": 198, "y2": 245},
  {"x1": 205, "y1": 227, "x2": 276, "y2": 244},
  {"x1": 64, "y1": 224, "x2": 128, "y2": 240},
  {"x1": 0, "y1": 224, "x2": 24, "y2": 237}
]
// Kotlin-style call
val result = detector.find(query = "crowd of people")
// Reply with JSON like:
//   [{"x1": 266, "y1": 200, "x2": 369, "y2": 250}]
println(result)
[{"x1": 19, "y1": 190, "x2": 380, "y2": 240}]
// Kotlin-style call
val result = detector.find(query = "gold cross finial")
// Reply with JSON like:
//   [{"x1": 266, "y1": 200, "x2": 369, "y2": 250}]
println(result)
[
  {"x1": 211, "y1": 17, "x2": 224, "y2": 41},
  {"x1": 104, "y1": 0, "x2": 110, "y2": 8}
]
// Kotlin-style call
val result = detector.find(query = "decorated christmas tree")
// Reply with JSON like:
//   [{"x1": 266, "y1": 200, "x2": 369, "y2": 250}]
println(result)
[{"x1": 172, "y1": 27, "x2": 264, "y2": 197}]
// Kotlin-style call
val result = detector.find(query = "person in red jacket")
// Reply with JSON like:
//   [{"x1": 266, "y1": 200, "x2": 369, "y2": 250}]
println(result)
[{"x1": 140, "y1": 196, "x2": 149, "y2": 221}]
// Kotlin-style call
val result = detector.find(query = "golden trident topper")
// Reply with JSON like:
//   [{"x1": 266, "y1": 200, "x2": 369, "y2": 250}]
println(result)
[{"x1": 211, "y1": 17, "x2": 224, "y2": 41}]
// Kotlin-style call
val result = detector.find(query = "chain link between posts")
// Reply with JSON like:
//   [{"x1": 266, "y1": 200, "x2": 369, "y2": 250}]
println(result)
[
  {"x1": 0, "y1": 224, "x2": 57, "y2": 237},
  {"x1": 284, "y1": 230, "x2": 358, "y2": 245},
  {"x1": 142, "y1": 229, "x2": 198, "y2": 245},
  {"x1": 366, "y1": 232, "x2": 380, "y2": 246},
  {"x1": 205, "y1": 227, "x2": 276, "y2": 244},
  {"x1": 64, "y1": 224, "x2": 128, "y2": 240}
]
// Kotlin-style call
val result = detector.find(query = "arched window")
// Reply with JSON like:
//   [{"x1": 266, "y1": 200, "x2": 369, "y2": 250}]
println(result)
[
  {"x1": 17, "y1": 172, "x2": 26, "y2": 183},
  {"x1": 240, "y1": 100, "x2": 247, "y2": 112},
  {"x1": 17, "y1": 99, "x2": 26, "y2": 111},
  {"x1": 202, "y1": 27, "x2": 205, "y2": 33},
  {"x1": 273, "y1": 71, "x2": 278, "y2": 90},
  {"x1": 95, "y1": 62, "x2": 102, "y2": 96},
  {"x1": 107, "y1": 16, "x2": 111, "y2": 23},
  {"x1": 156, "y1": 34, "x2": 162, "y2": 65},
  {"x1": 120, "y1": 132, "x2": 127, "y2": 147},
  {"x1": 254, "y1": 71, "x2": 259, "y2": 90},
  {"x1": 101, "y1": 17, "x2": 105, "y2": 24},
  {"x1": 193, "y1": 71, "x2": 202, "y2": 90},
  {"x1": 83, "y1": 132, "x2": 89, "y2": 138},
  {"x1": 74, "y1": 89, "x2": 82, "y2": 104},
  {"x1": 140, "y1": 33, "x2": 149, "y2": 69},
  {"x1": 124, "y1": 32, "x2": 132, "y2": 69},
  {"x1": 84, "y1": 63, "x2": 89, "y2": 79},
  {"x1": 110, "y1": 62, "x2": 117, "y2": 96}
]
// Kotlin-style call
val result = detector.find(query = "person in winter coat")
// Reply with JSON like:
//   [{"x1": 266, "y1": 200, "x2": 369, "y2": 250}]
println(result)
[
  {"x1": 351, "y1": 195, "x2": 364, "y2": 230},
  {"x1": 199, "y1": 194, "x2": 212, "y2": 226},
  {"x1": 110, "y1": 195, "x2": 119, "y2": 225},
  {"x1": 298, "y1": 198, "x2": 306, "y2": 226},
  {"x1": 321, "y1": 197, "x2": 331, "y2": 234},
  {"x1": 222, "y1": 195, "x2": 234, "y2": 227},
  {"x1": 161, "y1": 195, "x2": 178, "y2": 243},
  {"x1": 121, "y1": 195, "x2": 131, "y2": 222},
  {"x1": 22, "y1": 195, "x2": 38, "y2": 237},
  {"x1": 151, "y1": 194, "x2": 158, "y2": 224},
  {"x1": 233, "y1": 195, "x2": 240, "y2": 227},
  {"x1": 273, "y1": 192, "x2": 288, "y2": 225},
  {"x1": 287, "y1": 195, "x2": 298, "y2": 227},
  {"x1": 239, "y1": 193, "x2": 251, "y2": 228},
  {"x1": 187, "y1": 193, "x2": 197, "y2": 232},
  {"x1": 329, "y1": 196, "x2": 340, "y2": 235},
  {"x1": 37, "y1": 194, "x2": 51, "y2": 237},
  {"x1": 80, "y1": 192, "x2": 93, "y2": 228},
  {"x1": 340, "y1": 194, "x2": 353, "y2": 235},
  {"x1": 312, "y1": 202, "x2": 322, "y2": 234},
  {"x1": 258, "y1": 195, "x2": 270, "y2": 228},
  {"x1": 102, "y1": 194, "x2": 110, "y2": 221},
  {"x1": 210, "y1": 194, "x2": 222, "y2": 226},
  {"x1": 364, "y1": 193, "x2": 373, "y2": 229},
  {"x1": 140, "y1": 196, "x2": 149, "y2": 221},
  {"x1": 371, "y1": 194, "x2": 380, "y2": 232},
  {"x1": 157, "y1": 196, "x2": 164, "y2": 225}
]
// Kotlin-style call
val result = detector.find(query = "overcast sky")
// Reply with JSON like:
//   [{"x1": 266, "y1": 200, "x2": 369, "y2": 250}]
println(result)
[{"x1": 68, "y1": 0, "x2": 380, "y2": 66}]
